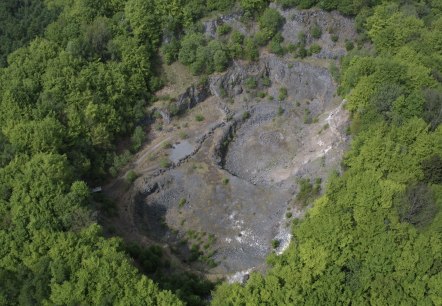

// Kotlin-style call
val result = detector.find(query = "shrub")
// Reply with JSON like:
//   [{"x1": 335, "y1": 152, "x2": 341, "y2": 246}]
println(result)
[
  {"x1": 195, "y1": 114, "x2": 205, "y2": 122},
  {"x1": 245, "y1": 77, "x2": 258, "y2": 89},
  {"x1": 178, "y1": 198, "x2": 187, "y2": 208},
  {"x1": 222, "y1": 178, "x2": 229, "y2": 185},
  {"x1": 161, "y1": 38, "x2": 180, "y2": 64},
  {"x1": 160, "y1": 158, "x2": 171, "y2": 168},
  {"x1": 231, "y1": 31, "x2": 244, "y2": 44},
  {"x1": 271, "y1": 239, "x2": 280, "y2": 249},
  {"x1": 244, "y1": 37, "x2": 259, "y2": 61},
  {"x1": 131, "y1": 126, "x2": 145, "y2": 152},
  {"x1": 242, "y1": 111, "x2": 251, "y2": 120},
  {"x1": 207, "y1": 0, "x2": 235, "y2": 11},
  {"x1": 162, "y1": 141, "x2": 172, "y2": 149},
  {"x1": 126, "y1": 170, "x2": 138, "y2": 183},
  {"x1": 309, "y1": 43, "x2": 321, "y2": 54},
  {"x1": 298, "y1": 31, "x2": 307, "y2": 45},
  {"x1": 311, "y1": 24, "x2": 322, "y2": 39},
  {"x1": 331, "y1": 34, "x2": 339, "y2": 42},
  {"x1": 269, "y1": 39, "x2": 284, "y2": 55},
  {"x1": 178, "y1": 33, "x2": 206, "y2": 65},
  {"x1": 255, "y1": 31, "x2": 270, "y2": 46},
  {"x1": 240, "y1": 0, "x2": 269, "y2": 14},
  {"x1": 262, "y1": 76, "x2": 271, "y2": 87},
  {"x1": 213, "y1": 49, "x2": 229, "y2": 72},
  {"x1": 278, "y1": 106, "x2": 284, "y2": 116},
  {"x1": 259, "y1": 8, "x2": 285, "y2": 38},
  {"x1": 345, "y1": 40, "x2": 354, "y2": 51},
  {"x1": 276, "y1": 0, "x2": 297, "y2": 9},
  {"x1": 217, "y1": 24, "x2": 232, "y2": 36},
  {"x1": 286, "y1": 212, "x2": 293, "y2": 218},
  {"x1": 278, "y1": 87, "x2": 288, "y2": 100}
]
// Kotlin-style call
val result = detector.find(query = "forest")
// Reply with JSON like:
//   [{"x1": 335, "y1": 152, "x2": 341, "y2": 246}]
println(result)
[{"x1": 0, "y1": 0, "x2": 441, "y2": 305}]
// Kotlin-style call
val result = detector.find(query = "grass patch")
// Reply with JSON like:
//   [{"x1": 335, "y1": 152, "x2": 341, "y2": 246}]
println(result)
[
  {"x1": 160, "y1": 158, "x2": 171, "y2": 168},
  {"x1": 178, "y1": 198, "x2": 187, "y2": 208},
  {"x1": 195, "y1": 114, "x2": 205, "y2": 122}
]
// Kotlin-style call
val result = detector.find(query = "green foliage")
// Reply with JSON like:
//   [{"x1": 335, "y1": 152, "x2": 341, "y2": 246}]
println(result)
[
  {"x1": 217, "y1": 24, "x2": 232, "y2": 36},
  {"x1": 311, "y1": 24, "x2": 322, "y2": 39},
  {"x1": 245, "y1": 77, "x2": 258, "y2": 89},
  {"x1": 161, "y1": 38, "x2": 181, "y2": 64},
  {"x1": 269, "y1": 33, "x2": 285, "y2": 55},
  {"x1": 244, "y1": 37, "x2": 259, "y2": 61},
  {"x1": 179, "y1": 198, "x2": 187, "y2": 208},
  {"x1": 271, "y1": 239, "x2": 280, "y2": 249},
  {"x1": 160, "y1": 158, "x2": 171, "y2": 168},
  {"x1": 179, "y1": 33, "x2": 206, "y2": 66},
  {"x1": 0, "y1": 0, "x2": 59, "y2": 67},
  {"x1": 345, "y1": 40, "x2": 354, "y2": 51},
  {"x1": 309, "y1": 43, "x2": 321, "y2": 54},
  {"x1": 126, "y1": 170, "x2": 138, "y2": 183},
  {"x1": 131, "y1": 126, "x2": 145, "y2": 152},
  {"x1": 240, "y1": 0, "x2": 269, "y2": 14},
  {"x1": 207, "y1": 0, "x2": 235, "y2": 11},
  {"x1": 259, "y1": 8, "x2": 285, "y2": 38},
  {"x1": 195, "y1": 114, "x2": 205, "y2": 122},
  {"x1": 276, "y1": 0, "x2": 297, "y2": 9},
  {"x1": 278, "y1": 87, "x2": 288, "y2": 100}
]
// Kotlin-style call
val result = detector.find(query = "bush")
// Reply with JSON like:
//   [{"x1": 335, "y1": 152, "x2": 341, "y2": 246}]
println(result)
[
  {"x1": 179, "y1": 131, "x2": 188, "y2": 139},
  {"x1": 244, "y1": 37, "x2": 259, "y2": 61},
  {"x1": 331, "y1": 34, "x2": 339, "y2": 42},
  {"x1": 269, "y1": 38, "x2": 284, "y2": 55},
  {"x1": 217, "y1": 24, "x2": 232, "y2": 36},
  {"x1": 160, "y1": 158, "x2": 171, "y2": 168},
  {"x1": 271, "y1": 239, "x2": 280, "y2": 249},
  {"x1": 178, "y1": 33, "x2": 206, "y2": 65},
  {"x1": 245, "y1": 77, "x2": 258, "y2": 89},
  {"x1": 262, "y1": 76, "x2": 271, "y2": 87},
  {"x1": 309, "y1": 43, "x2": 321, "y2": 54},
  {"x1": 195, "y1": 114, "x2": 205, "y2": 122},
  {"x1": 131, "y1": 126, "x2": 145, "y2": 152},
  {"x1": 242, "y1": 111, "x2": 251, "y2": 120},
  {"x1": 178, "y1": 198, "x2": 187, "y2": 208},
  {"x1": 311, "y1": 24, "x2": 322, "y2": 39},
  {"x1": 259, "y1": 8, "x2": 285, "y2": 38},
  {"x1": 213, "y1": 49, "x2": 229, "y2": 72},
  {"x1": 207, "y1": 0, "x2": 235, "y2": 11},
  {"x1": 230, "y1": 31, "x2": 244, "y2": 44},
  {"x1": 278, "y1": 87, "x2": 288, "y2": 100},
  {"x1": 255, "y1": 31, "x2": 270, "y2": 46},
  {"x1": 276, "y1": 0, "x2": 297, "y2": 9},
  {"x1": 345, "y1": 40, "x2": 354, "y2": 51},
  {"x1": 161, "y1": 38, "x2": 180, "y2": 64},
  {"x1": 240, "y1": 0, "x2": 269, "y2": 14},
  {"x1": 126, "y1": 170, "x2": 138, "y2": 183}
]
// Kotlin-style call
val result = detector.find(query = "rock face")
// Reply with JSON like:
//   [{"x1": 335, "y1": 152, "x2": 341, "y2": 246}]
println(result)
[{"x1": 176, "y1": 83, "x2": 211, "y2": 113}]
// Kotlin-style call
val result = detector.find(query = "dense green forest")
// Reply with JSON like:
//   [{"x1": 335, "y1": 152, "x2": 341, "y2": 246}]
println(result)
[{"x1": 0, "y1": 0, "x2": 441, "y2": 305}]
